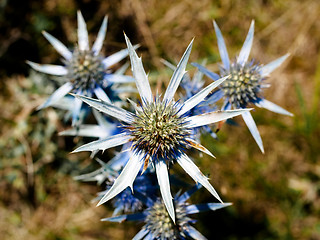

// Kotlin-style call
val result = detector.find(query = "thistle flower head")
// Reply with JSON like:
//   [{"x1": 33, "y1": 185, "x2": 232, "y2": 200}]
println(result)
[
  {"x1": 27, "y1": 11, "x2": 134, "y2": 125},
  {"x1": 72, "y1": 33, "x2": 251, "y2": 222},
  {"x1": 143, "y1": 200, "x2": 188, "y2": 239},
  {"x1": 220, "y1": 59, "x2": 264, "y2": 108},
  {"x1": 124, "y1": 97, "x2": 190, "y2": 161},
  {"x1": 65, "y1": 47, "x2": 106, "y2": 93},
  {"x1": 192, "y1": 20, "x2": 293, "y2": 153},
  {"x1": 102, "y1": 185, "x2": 232, "y2": 240}
]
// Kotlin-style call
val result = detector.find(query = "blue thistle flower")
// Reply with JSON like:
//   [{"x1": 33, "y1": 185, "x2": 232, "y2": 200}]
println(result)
[
  {"x1": 71, "y1": 33, "x2": 250, "y2": 221},
  {"x1": 27, "y1": 11, "x2": 135, "y2": 125},
  {"x1": 102, "y1": 184, "x2": 231, "y2": 240},
  {"x1": 192, "y1": 20, "x2": 293, "y2": 153}
]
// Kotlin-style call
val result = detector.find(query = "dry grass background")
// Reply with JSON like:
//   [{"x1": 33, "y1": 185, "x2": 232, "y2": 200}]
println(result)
[{"x1": 0, "y1": 0, "x2": 320, "y2": 239}]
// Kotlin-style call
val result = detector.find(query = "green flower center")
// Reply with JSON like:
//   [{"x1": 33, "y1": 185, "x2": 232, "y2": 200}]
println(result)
[
  {"x1": 67, "y1": 48, "x2": 105, "y2": 92},
  {"x1": 125, "y1": 99, "x2": 190, "y2": 161},
  {"x1": 145, "y1": 201, "x2": 188, "y2": 239},
  {"x1": 221, "y1": 61, "x2": 263, "y2": 108}
]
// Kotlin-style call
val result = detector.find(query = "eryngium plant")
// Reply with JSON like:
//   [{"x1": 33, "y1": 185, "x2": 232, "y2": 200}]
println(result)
[
  {"x1": 193, "y1": 20, "x2": 293, "y2": 153},
  {"x1": 27, "y1": 11, "x2": 134, "y2": 125},
  {"x1": 71, "y1": 33, "x2": 250, "y2": 221}
]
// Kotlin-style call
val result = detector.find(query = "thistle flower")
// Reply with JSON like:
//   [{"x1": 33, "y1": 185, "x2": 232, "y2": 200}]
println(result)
[
  {"x1": 71, "y1": 33, "x2": 250, "y2": 221},
  {"x1": 102, "y1": 184, "x2": 231, "y2": 240},
  {"x1": 193, "y1": 20, "x2": 293, "y2": 153},
  {"x1": 27, "y1": 11, "x2": 135, "y2": 125}
]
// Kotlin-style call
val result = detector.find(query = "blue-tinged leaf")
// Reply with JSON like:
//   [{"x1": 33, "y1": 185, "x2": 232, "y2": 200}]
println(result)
[
  {"x1": 37, "y1": 82, "x2": 73, "y2": 110},
  {"x1": 124, "y1": 33, "x2": 153, "y2": 104},
  {"x1": 156, "y1": 159, "x2": 175, "y2": 223},
  {"x1": 132, "y1": 228, "x2": 149, "y2": 240},
  {"x1": 237, "y1": 20, "x2": 255, "y2": 66},
  {"x1": 115, "y1": 62, "x2": 130, "y2": 75},
  {"x1": 177, "y1": 154, "x2": 222, "y2": 203},
  {"x1": 77, "y1": 11, "x2": 89, "y2": 51},
  {"x1": 163, "y1": 39, "x2": 193, "y2": 102},
  {"x1": 177, "y1": 184, "x2": 202, "y2": 203},
  {"x1": 223, "y1": 101, "x2": 231, "y2": 110},
  {"x1": 213, "y1": 20, "x2": 230, "y2": 70},
  {"x1": 94, "y1": 86, "x2": 111, "y2": 103},
  {"x1": 72, "y1": 90, "x2": 83, "y2": 126},
  {"x1": 179, "y1": 76, "x2": 227, "y2": 115},
  {"x1": 184, "y1": 225, "x2": 207, "y2": 240},
  {"x1": 42, "y1": 31, "x2": 72, "y2": 60},
  {"x1": 104, "y1": 74, "x2": 135, "y2": 83},
  {"x1": 260, "y1": 53, "x2": 290, "y2": 77},
  {"x1": 160, "y1": 58, "x2": 176, "y2": 70},
  {"x1": 143, "y1": 232, "x2": 154, "y2": 240},
  {"x1": 241, "y1": 111, "x2": 264, "y2": 153},
  {"x1": 72, "y1": 132, "x2": 131, "y2": 153},
  {"x1": 191, "y1": 62, "x2": 220, "y2": 81},
  {"x1": 185, "y1": 109, "x2": 251, "y2": 128},
  {"x1": 102, "y1": 45, "x2": 139, "y2": 69},
  {"x1": 186, "y1": 202, "x2": 232, "y2": 214},
  {"x1": 101, "y1": 212, "x2": 146, "y2": 223},
  {"x1": 92, "y1": 109, "x2": 113, "y2": 129},
  {"x1": 206, "y1": 89, "x2": 224, "y2": 104},
  {"x1": 97, "y1": 153, "x2": 144, "y2": 206},
  {"x1": 59, "y1": 125, "x2": 106, "y2": 138},
  {"x1": 71, "y1": 94, "x2": 134, "y2": 123},
  {"x1": 27, "y1": 61, "x2": 68, "y2": 76},
  {"x1": 92, "y1": 15, "x2": 108, "y2": 55},
  {"x1": 256, "y1": 98, "x2": 293, "y2": 116},
  {"x1": 108, "y1": 149, "x2": 131, "y2": 171}
]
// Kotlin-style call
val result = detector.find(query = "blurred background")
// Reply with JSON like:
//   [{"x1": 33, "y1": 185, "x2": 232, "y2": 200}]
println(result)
[{"x1": 0, "y1": 0, "x2": 320, "y2": 239}]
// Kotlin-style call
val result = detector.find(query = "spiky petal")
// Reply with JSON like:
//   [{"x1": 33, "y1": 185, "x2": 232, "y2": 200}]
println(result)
[{"x1": 97, "y1": 153, "x2": 144, "y2": 206}]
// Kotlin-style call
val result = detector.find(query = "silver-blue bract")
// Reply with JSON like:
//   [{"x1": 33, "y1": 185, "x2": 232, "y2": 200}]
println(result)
[
  {"x1": 59, "y1": 110, "x2": 121, "y2": 157},
  {"x1": 72, "y1": 33, "x2": 251, "y2": 222},
  {"x1": 162, "y1": 59, "x2": 218, "y2": 142},
  {"x1": 193, "y1": 20, "x2": 293, "y2": 153},
  {"x1": 102, "y1": 184, "x2": 231, "y2": 240},
  {"x1": 74, "y1": 150, "x2": 156, "y2": 216},
  {"x1": 27, "y1": 11, "x2": 134, "y2": 125}
]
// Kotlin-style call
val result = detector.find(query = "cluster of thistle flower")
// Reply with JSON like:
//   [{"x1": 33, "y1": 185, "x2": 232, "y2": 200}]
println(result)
[{"x1": 28, "y1": 11, "x2": 293, "y2": 239}]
